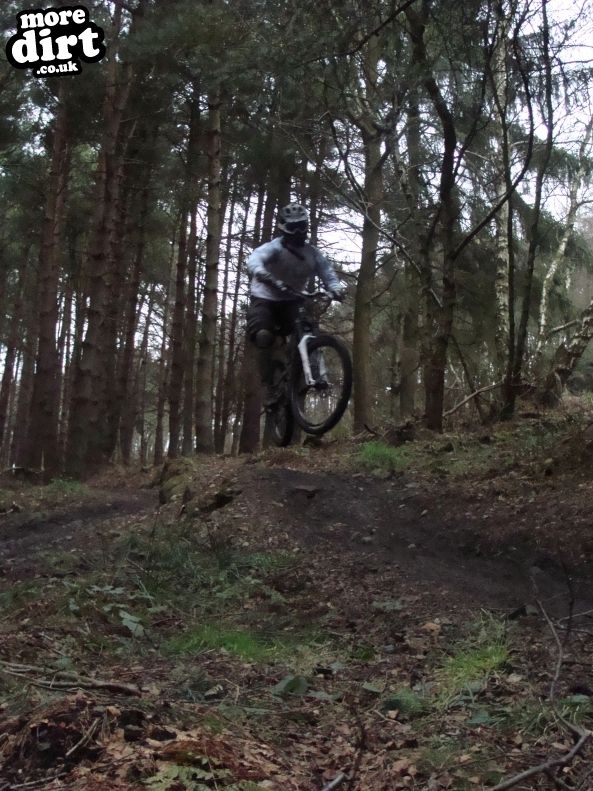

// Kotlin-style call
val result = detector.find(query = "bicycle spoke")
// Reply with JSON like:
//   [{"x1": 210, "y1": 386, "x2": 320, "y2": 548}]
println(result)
[{"x1": 297, "y1": 344, "x2": 348, "y2": 429}]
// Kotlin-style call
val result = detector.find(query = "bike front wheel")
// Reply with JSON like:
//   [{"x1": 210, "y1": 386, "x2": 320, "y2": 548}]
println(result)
[{"x1": 290, "y1": 334, "x2": 352, "y2": 435}]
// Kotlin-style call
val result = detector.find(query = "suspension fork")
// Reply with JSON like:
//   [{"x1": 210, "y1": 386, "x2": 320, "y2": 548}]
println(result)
[{"x1": 297, "y1": 334, "x2": 317, "y2": 386}]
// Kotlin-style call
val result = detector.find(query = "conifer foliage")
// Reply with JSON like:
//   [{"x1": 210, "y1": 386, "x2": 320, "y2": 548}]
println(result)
[{"x1": 1, "y1": 0, "x2": 593, "y2": 476}]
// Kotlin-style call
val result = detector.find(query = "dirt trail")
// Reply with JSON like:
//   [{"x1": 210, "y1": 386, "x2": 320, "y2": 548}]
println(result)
[
  {"x1": 230, "y1": 463, "x2": 593, "y2": 619},
  {"x1": 0, "y1": 488, "x2": 155, "y2": 580},
  {"x1": 1, "y1": 462, "x2": 590, "y2": 619},
  {"x1": 2, "y1": 457, "x2": 593, "y2": 790}
]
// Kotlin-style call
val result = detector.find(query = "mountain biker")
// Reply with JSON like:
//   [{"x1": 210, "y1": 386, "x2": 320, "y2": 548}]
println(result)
[{"x1": 246, "y1": 203, "x2": 346, "y2": 405}]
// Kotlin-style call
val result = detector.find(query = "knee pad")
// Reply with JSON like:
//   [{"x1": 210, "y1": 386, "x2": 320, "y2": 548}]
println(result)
[{"x1": 254, "y1": 329, "x2": 274, "y2": 349}]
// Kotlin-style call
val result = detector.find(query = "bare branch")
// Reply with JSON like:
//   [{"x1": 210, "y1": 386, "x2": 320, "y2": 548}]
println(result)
[
  {"x1": 301, "y1": 0, "x2": 418, "y2": 65},
  {"x1": 491, "y1": 731, "x2": 592, "y2": 790},
  {"x1": 546, "y1": 319, "x2": 580, "y2": 338},
  {"x1": 443, "y1": 382, "x2": 503, "y2": 418}
]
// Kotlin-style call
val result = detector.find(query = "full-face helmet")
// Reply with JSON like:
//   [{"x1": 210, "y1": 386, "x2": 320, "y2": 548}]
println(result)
[{"x1": 278, "y1": 203, "x2": 309, "y2": 245}]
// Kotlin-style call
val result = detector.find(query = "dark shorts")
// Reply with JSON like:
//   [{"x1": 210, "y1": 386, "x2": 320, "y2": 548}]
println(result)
[{"x1": 246, "y1": 297, "x2": 302, "y2": 342}]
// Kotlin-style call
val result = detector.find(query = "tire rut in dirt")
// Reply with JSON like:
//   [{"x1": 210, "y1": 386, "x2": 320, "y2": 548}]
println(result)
[
  {"x1": 239, "y1": 466, "x2": 593, "y2": 618},
  {"x1": 0, "y1": 490, "x2": 156, "y2": 575}
]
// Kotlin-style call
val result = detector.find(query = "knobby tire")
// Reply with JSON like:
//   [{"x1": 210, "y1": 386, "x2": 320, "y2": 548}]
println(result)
[{"x1": 290, "y1": 334, "x2": 352, "y2": 435}]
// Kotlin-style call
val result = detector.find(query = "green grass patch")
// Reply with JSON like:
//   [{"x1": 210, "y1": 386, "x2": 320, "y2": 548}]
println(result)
[
  {"x1": 163, "y1": 621, "x2": 333, "y2": 669},
  {"x1": 501, "y1": 695, "x2": 593, "y2": 735},
  {"x1": 43, "y1": 478, "x2": 89, "y2": 497},
  {"x1": 236, "y1": 551, "x2": 297, "y2": 575},
  {"x1": 417, "y1": 737, "x2": 499, "y2": 787},
  {"x1": 382, "y1": 687, "x2": 427, "y2": 718},
  {"x1": 350, "y1": 642, "x2": 377, "y2": 662},
  {"x1": 355, "y1": 413, "x2": 590, "y2": 481},
  {"x1": 164, "y1": 623, "x2": 287, "y2": 662},
  {"x1": 358, "y1": 441, "x2": 411, "y2": 472},
  {"x1": 0, "y1": 583, "x2": 39, "y2": 614},
  {"x1": 434, "y1": 614, "x2": 510, "y2": 709},
  {"x1": 126, "y1": 526, "x2": 300, "y2": 615},
  {"x1": 145, "y1": 762, "x2": 267, "y2": 790}
]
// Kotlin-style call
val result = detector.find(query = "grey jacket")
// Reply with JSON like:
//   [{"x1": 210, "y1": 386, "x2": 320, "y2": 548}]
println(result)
[{"x1": 247, "y1": 237, "x2": 342, "y2": 301}]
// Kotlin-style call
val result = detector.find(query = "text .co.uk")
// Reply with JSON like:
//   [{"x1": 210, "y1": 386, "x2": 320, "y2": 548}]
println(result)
[{"x1": 6, "y1": 6, "x2": 106, "y2": 77}]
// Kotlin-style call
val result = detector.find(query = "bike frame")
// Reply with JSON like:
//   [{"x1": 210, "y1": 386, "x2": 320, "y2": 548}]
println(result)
[
  {"x1": 289, "y1": 292, "x2": 330, "y2": 386},
  {"x1": 262, "y1": 283, "x2": 351, "y2": 443}
]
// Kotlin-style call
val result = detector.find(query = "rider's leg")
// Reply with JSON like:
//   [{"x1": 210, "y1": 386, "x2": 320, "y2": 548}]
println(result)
[
  {"x1": 275, "y1": 300, "x2": 302, "y2": 338},
  {"x1": 246, "y1": 299, "x2": 278, "y2": 403}
]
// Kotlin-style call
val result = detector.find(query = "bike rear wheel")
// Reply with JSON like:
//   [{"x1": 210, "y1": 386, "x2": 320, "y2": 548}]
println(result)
[{"x1": 290, "y1": 334, "x2": 352, "y2": 435}]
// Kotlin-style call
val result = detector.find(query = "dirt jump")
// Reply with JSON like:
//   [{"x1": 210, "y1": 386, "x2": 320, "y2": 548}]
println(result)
[{"x1": 1, "y1": 426, "x2": 593, "y2": 789}]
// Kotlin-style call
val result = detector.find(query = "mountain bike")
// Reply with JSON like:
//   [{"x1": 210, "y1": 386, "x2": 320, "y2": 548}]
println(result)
[{"x1": 264, "y1": 288, "x2": 353, "y2": 447}]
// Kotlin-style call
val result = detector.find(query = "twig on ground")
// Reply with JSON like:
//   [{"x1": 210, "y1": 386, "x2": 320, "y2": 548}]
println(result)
[
  {"x1": 537, "y1": 598, "x2": 564, "y2": 702},
  {"x1": 0, "y1": 661, "x2": 141, "y2": 696},
  {"x1": 574, "y1": 756, "x2": 593, "y2": 789},
  {"x1": 493, "y1": 597, "x2": 592, "y2": 789},
  {"x1": 345, "y1": 708, "x2": 367, "y2": 791},
  {"x1": 491, "y1": 730, "x2": 592, "y2": 790},
  {"x1": 560, "y1": 560, "x2": 575, "y2": 645},
  {"x1": 2, "y1": 773, "x2": 68, "y2": 790},
  {"x1": 545, "y1": 767, "x2": 573, "y2": 790},
  {"x1": 557, "y1": 608, "x2": 593, "y2": 622},
  {"x1": 322, "y1": 773, "x2": 347, "y2": 791},
  {"x1": 39, "y1": 634, "x2": 71, "y2": 659},
  {"x1": 64, "y1": 716, "x2": 101, "y2": 758}
]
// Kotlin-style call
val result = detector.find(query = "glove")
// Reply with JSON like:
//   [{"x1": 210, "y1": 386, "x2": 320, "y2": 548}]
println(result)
[
  {"x1": 330, "y1": 285, "x2": 346, "y2": 302},
  {"x1": 257, "y1": 271, "x2": 288, "y2": 292}
]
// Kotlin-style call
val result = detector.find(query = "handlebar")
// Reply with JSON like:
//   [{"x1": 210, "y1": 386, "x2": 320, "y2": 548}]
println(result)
[
  {"x1": 255, "y1": 273, "x2": 334, "y2": 300},
  {"x1": 294, "y1": 288, "x2": 332, "y2": 300}
]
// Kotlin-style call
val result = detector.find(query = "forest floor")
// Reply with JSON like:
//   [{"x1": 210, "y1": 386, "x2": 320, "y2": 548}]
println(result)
[{"x1": 1, "y1": 405, "x2": 593, "y2": 790}]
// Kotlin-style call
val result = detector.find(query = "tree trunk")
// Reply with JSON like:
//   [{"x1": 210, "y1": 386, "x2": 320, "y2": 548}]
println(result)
[
  {"x1": 220, "y1": 197, "x2": 249, "y2": 452},
  {"x1": 60, "y1": 270, "x2": 85, "y2": 461},
  {"x1": 214, "y1": 175, "x2": 238, "y2": 452},
  {"x1": 169, "y1": 91, "x2": 201, "y2": 457},
  {"x1": 238, "y1": 184, "x2": 269, "y2": 453},
  {"x1": 0, "y1": 259, "x2": 26, "y2": 457},
  {"x1": 352, "y1": 35, "x2": 383, "y2": 433},
  {"x1": 66, "y1": 2, "x2": 134, "y2": 476},
  {"x1": 490, "y1": 7, "x2": 513, "y2": 380},
  {"x1": 406, "y1": 5, "x2": 458, "y2": 432},
  {"x1": 10, "y1": 292, "x2": 38, "y2": 468},
  {"x1": 231, "y1": 385, "x2": 244, "y2": 456},
  {"x1": 399, "y1": 274, "x2": 419, "y2": 418},
  {"x1": 26, "y1": 88, "x2": 71, "y2": 476},
  {"x1": 117, "y1": 283, "x2": 145, "y2": 464},
  {"x1": 106, "y1": 182, "x2": 141, "y2": 459},
  {"x1": 181, "y1": 208, "x2": 198, "y2": 456},
  {"x1": 118, "y1": 178, "x2": 150, "y2": 462},
  {"x1": 308, "y1": 138, "x2": 327, "y2": 247},
  {"x1": 154, "y1": 240, "x2": 178, "y2": 467},
  {"x1": 131, "y1": 287, "x2": 155, "y2": 466},
  {"x1": 168, "y1": 209, "x2": 188, "y2": 458},
  {"x1": 534, "y1": 116, "x2": 593, "y2": 364},
  {"x1": 399, "y1": 94, "x2": 423, "y2": 418},
  {"x1": 3, "y1": 352, "x2": 21, "y2": 467},
  {"x1": 503, "y1": 0, "x2": 554, "y2": 417},
  {"x1": 195, "y1": 91, "x2": 222, "y2": 454},
  {"x1": 353, "y1": 130, "x2": 382, "y2": 432},
  {"x1": 56, "y1": 273, "x2": 73, "y2": 450},
  {"x1": 541, "y1": 297, "x2": 593, "y2": 402}
]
